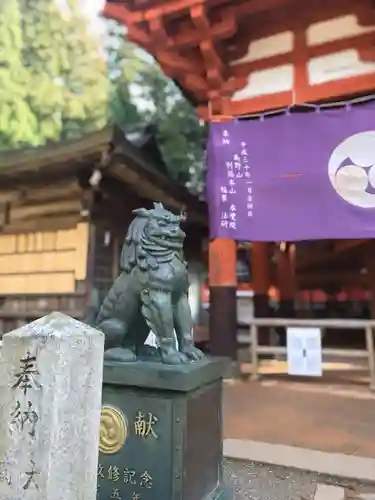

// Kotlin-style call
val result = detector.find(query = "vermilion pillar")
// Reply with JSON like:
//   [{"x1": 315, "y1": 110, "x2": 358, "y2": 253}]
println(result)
[
  {"x1": 209, "y1": 238, "x2": 237, "y2": 358},
  {"x1": 276, "y1": 244, "x2": 296, "y2": 345},
  {"x1": 252, "y1": 242, "x2": 271, "y2": 345},
  {"x1": 366, "y1": 257, "x2": 375, "y2": 319},
  {"x1": 276, "y1": 243, "x2": 296, "y2": 317}
]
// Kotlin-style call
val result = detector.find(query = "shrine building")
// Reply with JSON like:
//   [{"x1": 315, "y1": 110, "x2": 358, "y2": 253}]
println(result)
[
  {"x1": 103, "y1": 0, "x2": 375, "y2": 358},
  {"x1": 0, "y1": 126, "x2": 206, "y2": 334}
]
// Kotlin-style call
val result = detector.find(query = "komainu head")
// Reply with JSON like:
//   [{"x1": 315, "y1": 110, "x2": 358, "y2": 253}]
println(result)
[{"x1": 120, "y1": 203, "x2": 186, "y2": 272}]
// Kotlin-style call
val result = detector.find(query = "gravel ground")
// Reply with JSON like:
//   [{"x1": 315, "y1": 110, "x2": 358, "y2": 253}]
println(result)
[{"x1": 223, "y1": 459, "x2": 375, "y2": 500}]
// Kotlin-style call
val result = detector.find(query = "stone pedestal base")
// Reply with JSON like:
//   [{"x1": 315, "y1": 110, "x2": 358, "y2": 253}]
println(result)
[{"x1": 97, "y1": 357, "x2": 231, "y2": 500}]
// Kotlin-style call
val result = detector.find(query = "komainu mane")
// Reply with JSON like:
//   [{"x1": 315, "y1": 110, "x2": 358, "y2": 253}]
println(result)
[{"x1": 93, "y1": 202, "x2": 205, "y2": 365}]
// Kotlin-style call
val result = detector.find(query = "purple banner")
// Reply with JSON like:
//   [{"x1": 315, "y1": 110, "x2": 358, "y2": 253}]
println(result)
[{"x1": 207, "y1": 101, "x2": 375, "y2": 241}]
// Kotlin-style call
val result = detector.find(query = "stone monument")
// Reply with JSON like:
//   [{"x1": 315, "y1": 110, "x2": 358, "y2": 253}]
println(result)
[
  {"x1": 0, "y1": 312, "x2": 104, "y2": 500},
  {"x1": 93, "y1": 203, "x2": 231, "y2": 500}
]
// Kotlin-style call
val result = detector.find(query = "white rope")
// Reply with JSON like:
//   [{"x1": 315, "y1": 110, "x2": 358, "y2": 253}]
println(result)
[{"x1": 234, "y1": 93, "x2": 375, "y2": 120}]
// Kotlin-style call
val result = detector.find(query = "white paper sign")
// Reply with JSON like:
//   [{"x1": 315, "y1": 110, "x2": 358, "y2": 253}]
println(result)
[
  {"x1": 287, "y1": 327, "x2": 322, "y2": 377},
  {"x1": 145, "y1": 330, "x2": 178, "y2": 349}
]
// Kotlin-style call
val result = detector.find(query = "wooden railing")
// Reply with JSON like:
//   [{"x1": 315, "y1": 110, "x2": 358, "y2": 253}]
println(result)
[{"x1": 245, "y1": 318, "x2": 375, "y2": 391}]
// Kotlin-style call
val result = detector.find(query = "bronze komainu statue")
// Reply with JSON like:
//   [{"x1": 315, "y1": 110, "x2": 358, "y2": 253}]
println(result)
[{"x1": 93, "y1": 203, "x2": 205, "y2": 365}]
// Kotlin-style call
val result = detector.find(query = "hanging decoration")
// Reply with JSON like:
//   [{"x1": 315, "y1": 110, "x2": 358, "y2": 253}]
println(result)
[{"x1": 207, "y1": 97, "x2": 375, "y2": 241}]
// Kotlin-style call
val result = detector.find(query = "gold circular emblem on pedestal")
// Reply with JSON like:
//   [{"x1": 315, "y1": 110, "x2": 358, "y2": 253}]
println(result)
[{"x1": 99, "y1": 405, "x2": 127, "y2": 454}]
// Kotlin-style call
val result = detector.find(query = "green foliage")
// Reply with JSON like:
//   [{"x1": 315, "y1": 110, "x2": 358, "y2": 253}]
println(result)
[
  {"x1": 138, "y1": 65, "x2": 207, "y2": 192},
  {"x1": 20, "y1": 0, "x2": 108, "y2": 142},
  {"x1": 57, "y1": 0, "x2": 109, "y2": 139},
  {"x1": 103, "y1": 20, "x2": 145, "y2": 133},
  {"x1": 0, "y1": 1, "x2": 38, "y2": 147},
  {"x1": 0, "y1": 2, "x2": 206, "y2": 194},
  {"x1": 105, "y1": 24, "x2": 206, "y2": 193},
  {"x1": 0, "y1": 0, "x2": 109, "y2": 149}
]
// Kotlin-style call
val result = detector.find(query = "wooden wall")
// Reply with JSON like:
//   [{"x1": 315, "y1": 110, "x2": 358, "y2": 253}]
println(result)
[{"x1": 0, "y1": 223, "x2": 89, "y2": 294}]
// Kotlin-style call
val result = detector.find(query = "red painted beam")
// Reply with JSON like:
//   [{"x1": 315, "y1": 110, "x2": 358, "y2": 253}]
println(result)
[
  {"x1": 157, "y1": 51, "x2": 201, "y2": 73},
  {"x1": 237, "y1": 0, "x2": 301, "y2": 17},
  {"x1": 174, "y1": 10, "x2": 237, "y2": 48},
  {"x1": 228, "y1": 30, "x2": 375, "y2": 105},
  {"x1": 189, "y1": 4, "x2": 225, "y2": 96},
  {"x1": 103, "y1": 3, "x2": 134, "y2": 23},
  {"x1": 148, "y1": 17, "x2": 171, "y2": 46},
  {"x1": 227, "y1": 0, "x2": 374, "y2": 61}
]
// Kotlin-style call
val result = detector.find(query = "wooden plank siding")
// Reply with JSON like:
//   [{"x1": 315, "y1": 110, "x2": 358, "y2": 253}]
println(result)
[
  {"x1": 0, "y1": 223, "x2": 90, "y2": 335},
  {"x1": 0, "y1": 223, "x2": 89, "y2": 294}
]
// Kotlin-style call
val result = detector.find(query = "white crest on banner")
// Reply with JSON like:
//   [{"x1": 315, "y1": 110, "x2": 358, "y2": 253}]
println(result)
[{"x1": 328, "y1": 131, "x2": 375, "y2": 208}]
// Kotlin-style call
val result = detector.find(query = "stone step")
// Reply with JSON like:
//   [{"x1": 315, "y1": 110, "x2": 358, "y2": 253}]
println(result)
[
  {"x1": 314, "y1": 484, "x2": 345, "y2": 500},
  {"x1": 314, "y1": 485, "x2": 375, "y2": 500}
]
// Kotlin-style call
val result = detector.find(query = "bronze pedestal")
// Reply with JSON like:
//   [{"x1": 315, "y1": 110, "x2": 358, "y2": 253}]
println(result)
[{"x1": 97, "y1": 357, "x2": 231, "y2": 500}]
